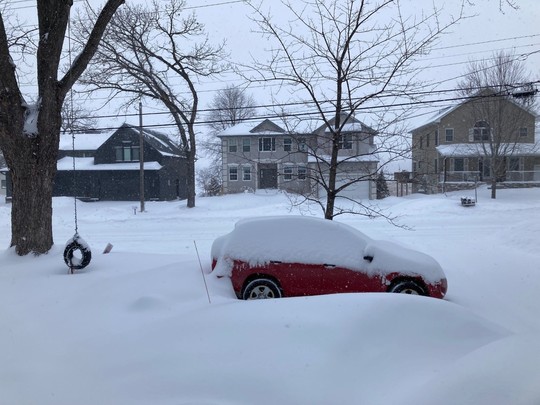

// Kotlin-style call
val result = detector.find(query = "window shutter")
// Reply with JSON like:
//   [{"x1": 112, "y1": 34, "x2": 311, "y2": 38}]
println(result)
[{"x1": 468, "y1": 128, "x2": 474, "y2": 142}]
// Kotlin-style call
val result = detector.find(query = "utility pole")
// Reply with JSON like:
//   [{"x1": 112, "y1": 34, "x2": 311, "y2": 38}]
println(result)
[{"x1": 139, "y1": 100, "x2": 145, "y2": 213}]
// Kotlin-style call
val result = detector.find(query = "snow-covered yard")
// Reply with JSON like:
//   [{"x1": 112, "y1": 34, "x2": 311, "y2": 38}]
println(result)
[{"x1": 0, "y1": 186, "x2": 539, "y2": 404}]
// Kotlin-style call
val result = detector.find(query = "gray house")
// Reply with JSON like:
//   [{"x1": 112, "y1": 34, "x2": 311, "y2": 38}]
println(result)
[{"x1": 218, "y1": 116, "x2": 378, "y2": 199}]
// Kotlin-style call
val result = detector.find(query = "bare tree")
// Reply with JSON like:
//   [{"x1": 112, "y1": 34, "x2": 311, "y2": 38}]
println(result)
[
  {"x1": 61, "y1": 94, "x2": 98, "y2": 134},
  {"x1": 0, "y1": 0, "x2": 124, "y2": 255},
  {"x1": 196, "y1": 165, "x2": 222, "y2": 196},
  {"x1": 77, "y1": 0, "x2": 226, "y2": 208},
  {"x1": 458, "y1": 51, "x2": 537, "y2": 199},
  {"x1": 206, "y1": 85, "x2": 257, "y2": 134},
  {"x1": 201, "y1": 85, "x2": 257, "y2": 184},
  {"x1": 246, "y1": 0, "x2": 463, "y2": 220}
]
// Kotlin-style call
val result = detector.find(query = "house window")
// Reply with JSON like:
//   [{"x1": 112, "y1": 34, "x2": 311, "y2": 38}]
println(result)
[
  {"x1": 519, "y1": 127, "x2": 528, "y2": 137},
  {"x1": 259, "y1": 137, "x2": 275, "y2": 152},
  {"x1": 472, "y1": 121, "x2": 490, "y2": 141},
  {"x1": 1, "y1": 179, "x2": 5, "y2": 189},
  {"x1": 298, "y1": 137, "x2": 308, "y2": 152},
  {"x1": 508, "y1": 157, "x2": 520, "y2": 171},
  {"x1": 242, "y1": 166, "x2": 251, "y2": 181},
  {"x1": 434, "y1": 130, "x2": 439, "y2": 146},
  {"x1": 453, "y1": 158, "x2": 464, "y2": 172},
  {"x1": 445, "y1": 128, "x2": 454, "y2": 142},
  {"x1": 283, "y1": 166, "x2": 293, "y2": 180},
  {"x1": 338, "y1": 134, "x2": 352, "y2": 150},
  {"x1": 229, "y1": 166, "x2": 238, "y2": 181},
  {"x1": 115, "y1": 144, "x2": 140, "y2": 162},
  {"x1": 242, "y1": 138, "x2": 251, "y2": 152},
  {"x1": 298, "y1": 166, "x2": 307, "y2": 180},
  {"x1": 283, "y1": 138, "x2": 292, "y2": 152},
  {"x1": 228, "y1": 139, "x2": 238, "y2": 153}
]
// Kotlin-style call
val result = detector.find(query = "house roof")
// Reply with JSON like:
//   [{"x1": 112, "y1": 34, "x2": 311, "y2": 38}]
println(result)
[
  {"x1": 308, "y1": 153, "x2": 378, "y2": 164},
  {"x1": 60, "y1": 124, "x2": 183, "y2": 157},
  {"x1": 314, "y1": 113, "x2": 377, "y2": 135},
  {"x1": 412, "y1": 89, "x2": 538, "y2": 133},
  {"x1": 217, "y1": 119, "x2": 286, "y2": 137},
  {"x1": 57, "y1": 157, "x2": 162, "y2": 171},
  {"x1": 218, "y1": 115, "x2": 377, "y2": 137},
  {"x1": 59, "y1": 131, "x2": 115, "y2": 151},
  {"x1": 436, "y1": 142, "x2": 540, "y2": 157}
]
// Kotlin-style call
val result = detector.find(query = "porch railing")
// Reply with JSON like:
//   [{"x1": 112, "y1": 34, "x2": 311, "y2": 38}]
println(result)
[{"x1": 440, "y1": 170, "x2": 540, "y2": 183}]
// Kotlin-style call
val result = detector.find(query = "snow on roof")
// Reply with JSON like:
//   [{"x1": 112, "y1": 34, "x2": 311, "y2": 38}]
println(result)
[
  {"x1": 308, "y1": 153, "x2": 378, "y2": 164},
  {"x1": 57, "y1": 157, "x2": 162, "y2": 171},
  {"x1": 59, "y1": 125, "x2": 183, "y2": 157},
  {"x1": 218, "y1": 119, "x2": 286, "y2": 137},
  {"x1": 212, "y1": 216, "x2": 445, "y2": 283},
  {"x1": 436, "y1": 142, "x2": 540, "y2": 157},
  {"x1": 59, "y1": 131, "x2": 115, "y2": 151},
  {"x1": 412, "y1": 106, "x2": 456, "y2": 131}
]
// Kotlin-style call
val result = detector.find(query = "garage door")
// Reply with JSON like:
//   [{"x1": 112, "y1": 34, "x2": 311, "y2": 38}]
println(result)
[{"x1": 319, "y1": 175, "x2": 371, "y2": 200}]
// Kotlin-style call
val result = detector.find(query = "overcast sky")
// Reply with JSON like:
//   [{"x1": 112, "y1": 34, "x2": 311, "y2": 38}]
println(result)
[
  {"x1": 5, "y1": 0, "x2": 540, "y2": 137},
  {"x1": 193, "y1": 0, "x2": 540, "y2": 124}
]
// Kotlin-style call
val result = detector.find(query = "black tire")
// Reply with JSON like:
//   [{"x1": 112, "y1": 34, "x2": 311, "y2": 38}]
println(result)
[
  {"x1": 64, "y1": 240, "x2": 92, "y2": 271},
  {"x1": 242, "y1": 278, "x2": 282, "y2": 300},
  {"x1": 388, "y1": 280, "x2": 426, "y2": 296}
]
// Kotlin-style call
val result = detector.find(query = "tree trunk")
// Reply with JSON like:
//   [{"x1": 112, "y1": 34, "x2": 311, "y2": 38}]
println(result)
[
  {"x1": 491, "y1": 178, "x2": 497, "y2": 199},
  {"x1": 186, "y1": 150, "x2": 196, "y2": 208},
  {"x1": 10, "y1": 157, "x2": 56, "y2": 255}
]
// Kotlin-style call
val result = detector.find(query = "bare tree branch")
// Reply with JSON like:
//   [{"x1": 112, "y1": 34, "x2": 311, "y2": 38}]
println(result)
[
  {"x1": 77, "y1": 0, "x2": 227, "y2": 208},
  {"x1": 243, "y1": 0, "x2": 464, "y2": 220}
]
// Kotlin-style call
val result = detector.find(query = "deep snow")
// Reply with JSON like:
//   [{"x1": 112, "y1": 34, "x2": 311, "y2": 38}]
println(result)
[{"x1": 0, "y1": 186, "x2": 539, "y2": 404}]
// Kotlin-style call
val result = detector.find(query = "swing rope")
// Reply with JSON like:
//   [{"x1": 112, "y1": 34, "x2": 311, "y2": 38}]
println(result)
[
  {"x1": 68, "y1": 17, "x2": 78, "y2": 235},
  {"x1": 63, "y1": 14, "x2": 91, "y2": 272}
]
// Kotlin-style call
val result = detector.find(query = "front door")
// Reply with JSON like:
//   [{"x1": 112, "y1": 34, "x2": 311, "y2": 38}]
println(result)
[{"x1": 259, "y1": 164, "x2": 278, "y2": 189}]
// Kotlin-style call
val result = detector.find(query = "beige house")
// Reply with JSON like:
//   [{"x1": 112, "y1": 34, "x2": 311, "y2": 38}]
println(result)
[
  {"x1": 218, "y1": 115, "x2": 378, "y2": 199},
  {"x1": 411, "y1": 93, "x2": 539, "y2": 193}
]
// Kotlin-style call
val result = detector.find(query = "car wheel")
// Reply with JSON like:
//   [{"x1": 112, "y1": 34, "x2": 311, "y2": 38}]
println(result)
[
  {"x1": 388, "y1": 280, "x2": 425, "y2": 295},
  {"x1": 242, "y1": 278, "x2": 282, "y2": 300}
]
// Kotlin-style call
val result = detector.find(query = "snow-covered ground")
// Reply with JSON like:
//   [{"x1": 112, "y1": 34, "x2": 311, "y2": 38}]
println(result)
[{"x1": 0, "y1": 186, "x2": 539, "y2": 405}]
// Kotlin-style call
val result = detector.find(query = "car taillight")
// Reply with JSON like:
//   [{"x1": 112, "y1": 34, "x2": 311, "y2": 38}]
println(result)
[{"x1": 441, "y1": 278, "x2": 448, "y2": 295}]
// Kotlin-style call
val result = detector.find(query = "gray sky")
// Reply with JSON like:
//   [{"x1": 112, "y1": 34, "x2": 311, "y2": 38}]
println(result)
[
  {"x1": 194, "y1": 0, "x2": 540, "y2": 123},
  {"x1": 4, "y1": 0, "x2": 539, "y2": 140}
]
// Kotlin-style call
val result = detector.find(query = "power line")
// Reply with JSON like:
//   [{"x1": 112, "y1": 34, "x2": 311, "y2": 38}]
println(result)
[{"x1": 66, "y1": 84, "x2": 539, "y2": 134}]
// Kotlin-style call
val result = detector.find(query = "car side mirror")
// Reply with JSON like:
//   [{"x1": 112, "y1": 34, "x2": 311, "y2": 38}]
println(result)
[{"x1": 363, "y1": 255, "x2": 373, "y2": 263}]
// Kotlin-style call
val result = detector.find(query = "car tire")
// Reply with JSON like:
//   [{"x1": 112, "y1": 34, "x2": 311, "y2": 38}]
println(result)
[
  {"x1": 388, "y1": 280, "x2": 425, "y2": 296},
  {"x1": 242, "y1": 278, "x2": 282, "y2": 300}
]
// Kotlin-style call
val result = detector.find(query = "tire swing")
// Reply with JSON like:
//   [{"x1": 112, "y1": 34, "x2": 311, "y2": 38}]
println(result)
[
  {"x1": 64, "y1": 234, "x2": 92, "y2": 273},
  {"x1": 63, "y1": 131, "x2": 92, "y2": 274},
  {"x1": 63, "y1": 18, "x2": 91, "y2": 274}
]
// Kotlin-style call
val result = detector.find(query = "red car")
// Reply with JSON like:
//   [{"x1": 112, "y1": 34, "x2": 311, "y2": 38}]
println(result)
[{"x1": 211, "y1": 216, "x2": 447, "y2": 300}]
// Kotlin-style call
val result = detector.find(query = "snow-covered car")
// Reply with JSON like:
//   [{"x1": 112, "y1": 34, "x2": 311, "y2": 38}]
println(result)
[{"x1": 211, "y1": 216, "x2": 447, "y2": 300}]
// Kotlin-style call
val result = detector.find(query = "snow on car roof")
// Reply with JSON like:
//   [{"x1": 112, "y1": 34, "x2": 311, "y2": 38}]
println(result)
[{"x1": 212, "y1": 216, "x2": 445, "y2": 283}]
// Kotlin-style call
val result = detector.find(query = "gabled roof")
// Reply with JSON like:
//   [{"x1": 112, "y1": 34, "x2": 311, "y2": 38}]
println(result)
[
  {"x1": 314, "y1": 113, "x2": 377, "y2": 135},
  {"x1": 59, "y1": 130, "x2": 115, "y2": 151},
  {"x1": 113, "y1": 124, "x2": 184, "y2": 157},
  {"x1": 217, "y1": 119, "x2": 286, "y2": 137},
  {"x1": 412, "y1": 89, "x2": 538, "y2": 133},
  {"x1": 60, "y1": 124, "x2": 183, "y2": 157}
]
